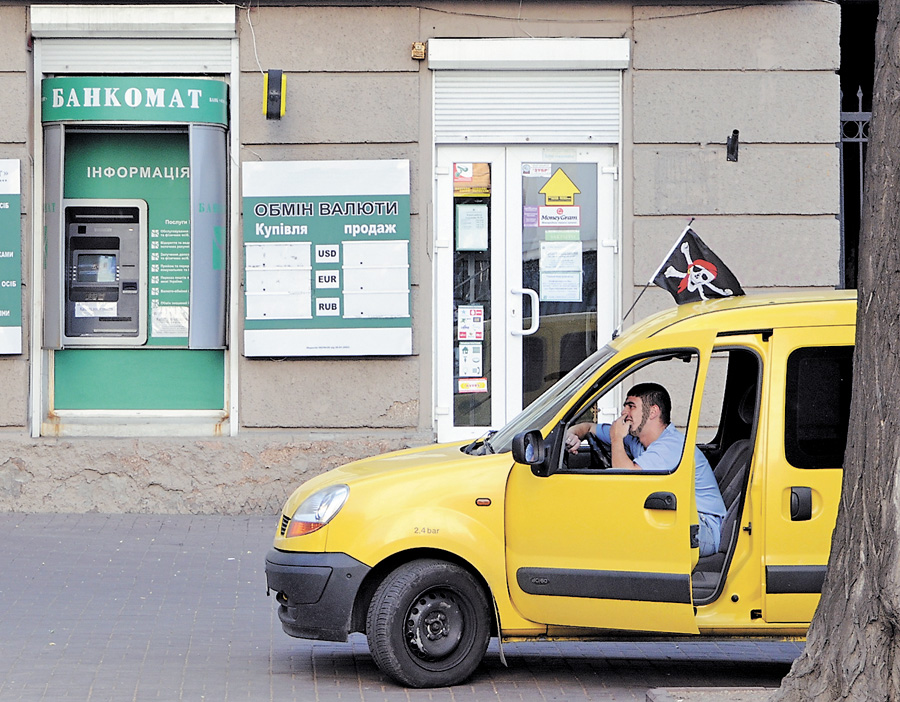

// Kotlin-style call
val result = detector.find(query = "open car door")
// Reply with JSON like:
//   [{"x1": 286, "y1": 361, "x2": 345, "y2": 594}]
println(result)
[{"x1": 505, "y1": 342, "x2": 710, "y2": 633}]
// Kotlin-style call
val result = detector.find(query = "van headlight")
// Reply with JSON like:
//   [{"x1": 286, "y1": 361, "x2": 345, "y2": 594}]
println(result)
[{"x1": 284, "y1": 484, "x2": 350, "y2": 538}]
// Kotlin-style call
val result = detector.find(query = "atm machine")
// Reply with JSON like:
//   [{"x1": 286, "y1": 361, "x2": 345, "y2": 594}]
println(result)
[{"x1": 61, "y1": 199, "x2": 147, "y2": 346}]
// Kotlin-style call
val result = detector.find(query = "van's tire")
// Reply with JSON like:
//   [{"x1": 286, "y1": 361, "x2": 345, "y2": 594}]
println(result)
[{"x1": 366, "y1": 559, "x2": 491, "y2": 688}]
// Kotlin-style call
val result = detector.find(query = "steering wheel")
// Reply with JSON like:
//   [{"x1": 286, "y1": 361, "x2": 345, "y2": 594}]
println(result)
[{"x1": 585, "y1": 432, "x2": 613, "y2": 470}]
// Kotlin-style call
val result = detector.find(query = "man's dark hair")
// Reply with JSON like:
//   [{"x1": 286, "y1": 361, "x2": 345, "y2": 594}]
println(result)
[{"x1": 626, "y1": 382, "x2": 671, "y2": 425}]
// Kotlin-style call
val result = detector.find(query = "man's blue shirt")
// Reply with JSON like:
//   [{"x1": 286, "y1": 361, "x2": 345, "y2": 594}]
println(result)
[{"x1": 595, "y1": 422, "x2": 726, "y2": 518}]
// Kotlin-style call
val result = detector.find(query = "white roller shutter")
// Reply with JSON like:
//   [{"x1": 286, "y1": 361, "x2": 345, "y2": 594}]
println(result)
[
  {"x1": 32, "y1": 4, "x2": 235, "y2": 74},
  {"x1": 39, "y1": 38, "x2": 233, "y2": 74},
  {"x1": 434, "y1": 70, "x2": 621, "y2": 144},
  {"x1": 429, "y1": 38, "x2": 628, "y2": 145}
]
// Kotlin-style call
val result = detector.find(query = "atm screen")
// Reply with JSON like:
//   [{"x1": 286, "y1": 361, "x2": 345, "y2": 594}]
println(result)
[{"x1": 76, "y1": 253, "x2": 118, "y2": 283}]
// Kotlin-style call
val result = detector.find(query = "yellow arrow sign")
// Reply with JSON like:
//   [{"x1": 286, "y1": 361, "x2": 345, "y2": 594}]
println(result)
[{"x1": 539, "y1": 168, "x2": 580, "y2": 206}]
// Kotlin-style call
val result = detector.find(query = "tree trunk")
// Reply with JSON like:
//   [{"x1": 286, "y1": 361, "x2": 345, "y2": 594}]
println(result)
[{"x1": 772, "y1": 1, "x2": 900, "y2": 700}]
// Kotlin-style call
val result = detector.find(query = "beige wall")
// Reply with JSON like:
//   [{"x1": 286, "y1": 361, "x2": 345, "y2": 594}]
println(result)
[
  {"x1": 237, "y1": 5, "x2": 428, "y2": 433},
  {"x1": 0, "y1": 5, "x2": 30, "y2": 429},
  {"x1": 0, "y1": 1, "x2": 844, "y2": 513},
  {"x1": 629, "y1": 1, "x2": 841, "y2": 321},
  {"x1": 235, "y1": 0, "x2": 842, "y2": 430}
]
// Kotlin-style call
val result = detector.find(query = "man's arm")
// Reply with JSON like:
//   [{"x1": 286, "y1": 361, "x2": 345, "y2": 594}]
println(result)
[
  {"x1": 565, "y1": 422, "x2": 595, "y2": 453},
  {"x1": 566, "y1": 419, "x2": 641, "y2": 469}
]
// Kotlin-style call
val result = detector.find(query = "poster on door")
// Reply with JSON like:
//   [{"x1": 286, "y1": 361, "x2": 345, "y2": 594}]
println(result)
[
  {"x1": 521, "y1": 163, "x2": 599, "y2": 309},
  {"x1": 457, "y1": 306, "x2": 484, "y2": 340},
  {"x1": 540, "y1": 240, "x2": 583, "y2": 302},
  {"x1": 458, "y1": 342, "x2": 483, "y2": 377},
  {"x1": 453, "y1": 163, "x2": 491, "y2": 196}
]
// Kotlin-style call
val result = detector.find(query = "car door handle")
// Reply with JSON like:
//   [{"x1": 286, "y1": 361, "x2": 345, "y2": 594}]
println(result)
[
  {"x1": 791, "y1": 487, "x2": 812, "y2": 521},
  {"x1": 644, "y1": 492, "x2": 677, "y2": 511}
]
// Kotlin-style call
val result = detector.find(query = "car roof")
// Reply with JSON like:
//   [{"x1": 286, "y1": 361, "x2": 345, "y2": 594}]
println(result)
[{"x1": 612, "y1": 290, "x2": 857, "y2": 348}]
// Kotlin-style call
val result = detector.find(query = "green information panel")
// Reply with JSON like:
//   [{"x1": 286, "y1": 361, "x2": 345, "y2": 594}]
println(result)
[
  {"x1": 0, "y1": 160, "x2": 21, "y2": 354},
  {"x1": 64, "y1": 131, "x2": 191, "y2": 346},
  {"x1": 55, "y1": 132, "x2": 223, "y2": 411},
  {"x1": 54, "y1": 349, "x2": 224, "y2": 410}
]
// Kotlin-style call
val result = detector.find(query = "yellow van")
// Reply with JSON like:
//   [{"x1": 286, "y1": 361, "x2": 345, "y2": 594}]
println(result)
[{"x1": 265, "y1": 290, "x2": 855, "y2": 687}]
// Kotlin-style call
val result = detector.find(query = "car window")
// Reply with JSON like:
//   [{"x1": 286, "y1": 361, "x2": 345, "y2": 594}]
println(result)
[
  {"x1": 485, "y1": 344, "x2": 617, "y2": 454},
  {"x1": 696, "y1": 347, "x2": 760, "y2": 454},
  {"x1": 562, "y1": 350, "x2": 700, "y2": 474},
  {"x1": 784, "y1": 345, "x2": 853, "y2": 469}
]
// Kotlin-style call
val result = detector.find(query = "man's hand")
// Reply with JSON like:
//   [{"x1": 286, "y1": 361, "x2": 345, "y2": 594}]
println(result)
[
  {"x1": 565, "y1": 422, "x2": 594, "y2": 454},
  {"x1": 609, "y1": 413, "x2": 630, "y2": 444},
  {"x1": 608, "y1": 414, "x2": 641, "y2": 470}
]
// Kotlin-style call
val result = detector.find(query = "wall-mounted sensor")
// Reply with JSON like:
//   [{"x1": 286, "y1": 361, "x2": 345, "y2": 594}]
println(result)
[{"x1": 264, "y1": 69, "x2": 286, "y2": 120}]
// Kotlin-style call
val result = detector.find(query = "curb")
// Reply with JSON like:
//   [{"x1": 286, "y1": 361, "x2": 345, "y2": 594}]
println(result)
[{"x1": 646, "y1": 688, "x2": 776, "y2": 702}]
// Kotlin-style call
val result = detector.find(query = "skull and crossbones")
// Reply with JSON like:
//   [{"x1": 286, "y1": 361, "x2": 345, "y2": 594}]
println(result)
[{"x1": 663, "y1": 242, "x2": 733, "y2": 300}]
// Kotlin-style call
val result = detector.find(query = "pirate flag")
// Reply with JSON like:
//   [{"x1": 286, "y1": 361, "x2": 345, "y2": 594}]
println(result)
[{"x1": 651, "y1": 228, "x2": 744, "y2": 304}]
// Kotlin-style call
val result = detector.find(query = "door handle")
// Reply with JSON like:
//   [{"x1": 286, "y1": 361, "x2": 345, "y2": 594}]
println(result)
[
  {"x1": 791, "y1": 487, "x2": 812, "y2": 521},
  {"x1": 644, "y1": 492, "x2": 677, "y2": 511},
  {"x1": 510, "y1": 288, "x2": 540, "y2": 336}
]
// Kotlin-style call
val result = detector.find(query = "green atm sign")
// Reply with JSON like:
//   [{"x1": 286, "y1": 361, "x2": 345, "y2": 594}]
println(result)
[{"x1": 42, "y1": 77, "x2": 228, "y2": 125}]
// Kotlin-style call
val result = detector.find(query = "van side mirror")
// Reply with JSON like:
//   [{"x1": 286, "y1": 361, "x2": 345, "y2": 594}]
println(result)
[
  {"x1": 512, "y1": 424, "x2": 565, "y2": 478},
  {"x1": 512, "y1": 429, "x2": 545, "y2": 465}
]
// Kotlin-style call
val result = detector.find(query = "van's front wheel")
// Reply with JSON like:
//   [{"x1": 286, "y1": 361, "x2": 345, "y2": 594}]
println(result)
[{"x1": 366, "y1": 559, "x2": 491, "y2": 688}]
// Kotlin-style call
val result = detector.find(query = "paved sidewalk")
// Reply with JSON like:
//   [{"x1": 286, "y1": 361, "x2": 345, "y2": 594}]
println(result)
[
  {"x1": 647, "y1": 691, "x2": 774, "y2": 702},
  {"x1": 0, "y1": 513, "x2": 801, "y2": 701}
]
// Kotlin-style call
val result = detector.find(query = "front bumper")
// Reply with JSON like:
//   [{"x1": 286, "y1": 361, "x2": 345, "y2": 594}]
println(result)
[{"x1": 265, "y1": 549, "x2": 370, "y2": 642}]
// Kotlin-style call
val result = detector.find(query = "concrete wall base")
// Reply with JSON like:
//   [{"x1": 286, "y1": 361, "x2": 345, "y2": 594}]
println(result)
[{"x1": 0, "y1": 429, "x2": 434, "y2": 514}]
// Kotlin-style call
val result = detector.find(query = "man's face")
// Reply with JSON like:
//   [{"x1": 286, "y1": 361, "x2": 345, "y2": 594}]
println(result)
[{"x1": 621, "y1": 395, "x2": 651, "y2": 438}]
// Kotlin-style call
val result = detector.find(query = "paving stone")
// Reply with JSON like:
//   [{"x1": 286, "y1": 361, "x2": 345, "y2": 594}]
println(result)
[{"x1": 0, "y1": 513, "x2": 801, "y2": 701}]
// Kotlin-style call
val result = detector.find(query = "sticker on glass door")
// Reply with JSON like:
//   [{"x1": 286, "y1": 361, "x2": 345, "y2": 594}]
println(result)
[{"x1": 453, "y1": 164, "x2": 492, "y2": 426}]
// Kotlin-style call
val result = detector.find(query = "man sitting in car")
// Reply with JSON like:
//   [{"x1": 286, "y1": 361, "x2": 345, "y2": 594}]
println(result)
[{"x1": 566, "y1": 382, "x2": 726, "y2": 557}]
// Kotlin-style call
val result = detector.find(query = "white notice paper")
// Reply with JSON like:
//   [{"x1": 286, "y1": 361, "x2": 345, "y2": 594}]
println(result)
[
  {"x1": 459, "y1": 342, "x2": 483, "y2": 377},
  {"x1": 456, "y1": 204, "x2": 489, "y2": 251},
  {"x1": 540, "y1": 240, "x2": 582, "y2": 271},
  {"x1": 540, "y1": 271, "x2": 583, "y2": 302},
  {"x1": 457, "y1": 306, "x2": 484, "y2": 340}
]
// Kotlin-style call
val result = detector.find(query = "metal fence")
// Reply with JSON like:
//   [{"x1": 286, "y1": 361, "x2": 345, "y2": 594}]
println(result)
[{"x1": 840, "y1": 87, "x2": 871, "y2": 289}]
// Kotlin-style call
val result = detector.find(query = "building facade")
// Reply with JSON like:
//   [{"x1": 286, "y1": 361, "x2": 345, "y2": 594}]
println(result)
[{"x1": 0, "y1": 1, "x2": 840, "y2": 513}]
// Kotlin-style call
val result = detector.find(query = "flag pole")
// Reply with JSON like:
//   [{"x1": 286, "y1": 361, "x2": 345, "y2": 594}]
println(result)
[
  {"x1": 647, "y1": 219, "x2": 694, "y2": 284},
  {"x1": 613, "y1": 282, "x2": 651, "y2": 339},
  {"x1": 611, "y1": 218, "x2": 694, "y2": 339}
]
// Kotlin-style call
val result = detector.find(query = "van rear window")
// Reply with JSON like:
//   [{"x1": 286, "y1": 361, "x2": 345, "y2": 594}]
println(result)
[{"x1": 784, "y1": 346, "x2": 853, "y2": 469}]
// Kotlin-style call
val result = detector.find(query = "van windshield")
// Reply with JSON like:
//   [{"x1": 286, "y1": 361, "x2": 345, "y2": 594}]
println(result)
[{"x1": 482, "y1": 345, "x2": 617, "y2": 454}]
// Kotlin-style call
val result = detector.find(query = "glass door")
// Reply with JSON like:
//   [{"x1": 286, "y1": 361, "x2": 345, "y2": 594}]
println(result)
[{"x1": 435, "y1": 146, "x2": 618, "y2": 442}]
